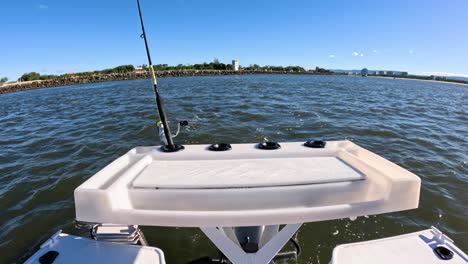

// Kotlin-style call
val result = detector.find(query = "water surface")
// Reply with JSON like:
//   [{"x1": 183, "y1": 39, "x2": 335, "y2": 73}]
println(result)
[{"x1": 0, "y1": 75, "x2": 466, "y2": 263}]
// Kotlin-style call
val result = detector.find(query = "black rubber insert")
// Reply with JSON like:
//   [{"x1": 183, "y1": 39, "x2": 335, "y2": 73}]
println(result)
[
  {"x1": 304, "y1": 140, "x2": 326, "y2": 148},
  {"x1": 434, "y1": 246, "x2": 454, "y2": 260},
  {"x1": 208, "y1": 143, "x2": 232, "y2": 151},
  {"x1": 160, "y1": 144, "x2": 185, "y2": 152},
  {"x1": 258, "y1": 142, "x2": 281, "y2": 150},
  {"x1": 39, "y1": 250, "x2": 59, "y2": 264}
]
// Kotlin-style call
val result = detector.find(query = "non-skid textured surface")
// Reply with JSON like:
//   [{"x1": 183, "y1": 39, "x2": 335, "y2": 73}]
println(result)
[{"x1": 133, "y1": 157, "x2": 364, "y2": 189}]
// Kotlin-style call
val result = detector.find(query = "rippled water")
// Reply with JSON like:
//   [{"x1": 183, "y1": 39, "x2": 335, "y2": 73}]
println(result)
[{"x1": 0, "y1": 75, "x2": 466, "y2": 263}]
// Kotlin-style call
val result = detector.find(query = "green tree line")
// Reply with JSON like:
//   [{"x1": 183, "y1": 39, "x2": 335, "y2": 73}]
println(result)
[
  {"x1": 15, "y1": 60, "x2": 319, "y2": 82},
  {"x1": 18, "y1": 65, "x2": 136, "y2": 81},
  {"x1": 150, "y1": 60, "x2": 308, "y2": 72},
  {"x1": 151, "y1": 58, "x2": 233, "y2": 71}
]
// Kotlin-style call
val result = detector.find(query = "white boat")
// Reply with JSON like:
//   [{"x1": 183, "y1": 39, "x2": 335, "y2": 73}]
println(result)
[
  {"x1": 22, "y1": 1, "x2": 467, "y2": 263},
  {"x1": 24, "y1": 140, "x2": 467, "y2": 264}
]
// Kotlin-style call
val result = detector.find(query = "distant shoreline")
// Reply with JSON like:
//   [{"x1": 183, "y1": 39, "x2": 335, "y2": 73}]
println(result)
[
  {"x1": 0, "y1": 70, "x2": 338, "y2": 94},
  {"x1": 1, "y1": 70, "x2": 466, "y2": 95},
  {"x1": 369, "y1": 75, "x2": 468, "y2": 86}
]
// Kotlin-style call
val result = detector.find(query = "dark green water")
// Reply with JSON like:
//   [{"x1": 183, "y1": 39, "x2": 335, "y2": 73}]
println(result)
[{"x1": 0, "y1": 75, "x2": 466, "y2": 263}]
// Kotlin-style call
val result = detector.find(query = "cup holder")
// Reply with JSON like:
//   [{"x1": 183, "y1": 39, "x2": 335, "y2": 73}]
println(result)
[
  {"x1": 304, "y1": 140, "x2": 326, "y2": 148},
  {"x1": 208, "y1": 143, "x2": 232, "y2": 151},
  {"x1": 257, "y1": 142, "x2": 281, "y2": 150}
]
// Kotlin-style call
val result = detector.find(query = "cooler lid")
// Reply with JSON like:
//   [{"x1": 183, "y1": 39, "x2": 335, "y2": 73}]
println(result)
[{"x1": 132, "y1": 156, "x2": 365, "y2": 189}]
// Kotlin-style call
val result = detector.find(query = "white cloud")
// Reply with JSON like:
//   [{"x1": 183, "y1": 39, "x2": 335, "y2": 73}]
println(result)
[
  {"x1": 38, "y1": 4, "x2": 48, "y2": 10},
  {"x1": 409, "y1": 49, "x2": 414, "y2": 54},
  {"x1": 352, "y1": 51, "x2": 364, "y2": 57},
  {"x1": 329, "y1": 55, "x2": 335, "y2": 58},
  {"x1": 373, "y1": 49, "x2": 378, "y2": 53}
]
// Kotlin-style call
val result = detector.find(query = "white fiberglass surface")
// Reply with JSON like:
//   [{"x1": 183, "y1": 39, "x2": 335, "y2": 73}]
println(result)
[
  {"x1": 25, "y1": 233, "x2": 165, "y2": 264},
  {"x1": 332, "y1": 228, "x2": 468, "y2": 264},
  {"x1": 74, "y1": 141, "x2": 421, "y2": 226},
  {"x1": 132, "y1": 156, "x2": 365, "y2": 189}
]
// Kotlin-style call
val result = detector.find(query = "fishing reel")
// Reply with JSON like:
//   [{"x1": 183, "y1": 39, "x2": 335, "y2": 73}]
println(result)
[{"x1": 156, "y1": 120, "x2": 189, "y2": 146}]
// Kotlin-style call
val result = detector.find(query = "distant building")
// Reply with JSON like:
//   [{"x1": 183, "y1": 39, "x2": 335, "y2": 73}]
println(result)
[
  {"x1": 374, "y1": 71, "x2": 408, "y2": 77},
  {"x1": 361, "y1": 68, "x2": 368, "y2": 77},
  {"x1": 232, "y1": 59, "x2": 239, "y2": 71},
  {"x1": 431, "y1": 75, "x2": 448, "y2": 81},
  {"x1": 390, "y1": 71, "x2": 409, "y2": 77}
]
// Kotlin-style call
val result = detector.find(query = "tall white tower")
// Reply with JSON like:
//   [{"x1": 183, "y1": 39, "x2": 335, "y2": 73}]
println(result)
[{"x1": 232, "y1": 59, "x2": 239, "y2": 71}]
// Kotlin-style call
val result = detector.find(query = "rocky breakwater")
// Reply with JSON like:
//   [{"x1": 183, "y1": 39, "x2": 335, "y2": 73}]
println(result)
[{"x1": 0, "y1": 70, "x2": 324, "y2": 94}]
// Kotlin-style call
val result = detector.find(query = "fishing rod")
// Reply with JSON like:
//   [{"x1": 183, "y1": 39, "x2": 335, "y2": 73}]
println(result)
[{"x1": 136, "y1": 0, "x2": 183, "y2": 152}]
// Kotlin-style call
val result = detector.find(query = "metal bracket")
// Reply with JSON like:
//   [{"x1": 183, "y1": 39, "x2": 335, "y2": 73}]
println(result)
[{"x1": 201, "y1": 224, "x2": 302, "y2": 264}]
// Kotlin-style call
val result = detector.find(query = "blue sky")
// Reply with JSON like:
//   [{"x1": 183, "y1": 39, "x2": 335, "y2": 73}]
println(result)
[{"x1": 1, "y1": 0, "x2": 468, "y2": 80}]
